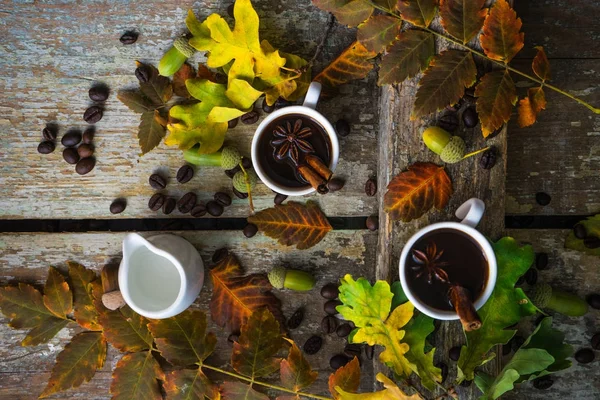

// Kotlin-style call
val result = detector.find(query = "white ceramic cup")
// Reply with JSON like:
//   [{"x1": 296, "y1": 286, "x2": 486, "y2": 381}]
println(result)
[
  {"x1": 398, "y1": 198, "x2": 497, "y2": 320},
  {"x1": 251, "y1": 81, "x2": 340, "y2": 196}
]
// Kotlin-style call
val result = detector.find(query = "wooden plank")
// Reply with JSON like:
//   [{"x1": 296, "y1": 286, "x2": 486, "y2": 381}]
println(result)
[
  {"x1": 0, "y1": 1, "x2": 378, "y2": 219},
  {"x1": 0, "y1": 229, "x2": 378, "y2": 399}
]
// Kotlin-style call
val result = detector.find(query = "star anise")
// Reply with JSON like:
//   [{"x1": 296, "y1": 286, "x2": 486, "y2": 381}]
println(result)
[
  {"x1": 270, "y1": 119, "x2": 314, "y2": 165},
  {"x1": 410, "y1": 242, "x2": 450, "y2": 284}
]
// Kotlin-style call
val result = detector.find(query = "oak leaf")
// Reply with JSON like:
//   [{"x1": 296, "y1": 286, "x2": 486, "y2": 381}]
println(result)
[
  {"x1": 97, "y1": 305, "x2": 153, "y2": 353},
  {"x1": 264, "y1": 51, "x2": 310, "y2": 106},
  {"x1": 221, "y1": 381, "x2": 269, "y2": 400},
  {"x1": 197, "y1": 63, "x2": 217, "y2": 81},
  {"x1": 440, "y1": 0, "x2": 488, "y2": 44},
  {"x1": 517, "y1": 87, "x2": 546, "y2": 128},
  {"x1": 39, "y1": 332, "x2": 107, "y2": 398},
  {"x1": 314, "y1": 41, "x2": 377, "y2": 93},
  {"x1": 357, "y1": 15, "x2": 401, "y2": 53},
  {"x1": 328, "y1": 357, "x2": 360, "y2": 399},
  {"x1": 565, "y1": 215, "x2": 600, "y2": 256},
  {"x1": 67, "y1": 261, "x2": 103, "y2": 331},
  {"x1": 384, "y1": 162, "x2": 452, "y2": 222},
  {"x1": 312, "y1": 0, "x2": 374, "y2": 27},
  {"x1": 475, "y1": 69, "x2": 518, "y2": 137},
  {"x1": 403, "y1": 314, "x2": 442, "y2": 391},
  {"x1": 110, "y1": 350, "x2": 164, "y2": 400},
  {"x1": 173, "y1": 63, "x2": 196, "y2": 98},
  {"x1": 336, "y1": 373, "x2": 422, "y2": 399},
  {"x1": 247, "y1": 201, "x2": 332, "y2": 249},
  {"x1": 209, "y1": 254, "x2": 283, "y2": 332},
  {"x1": 480, "y1": 0, "x2": 524, "y2": 63},
  {"x1": 164, "y1": 369, "x2": 218, "y2": 400},
  {"x1": 280, "y1": 338, "x2": 318, "y2": 393},
  {"x1": 397, "y1": 0, "x2": 438, "y2": 28},
  {"x1": 532, "y1": 46, "x2": 551, "y2": 82},
  {"x1": 412, "y1": 50, "x2": 477, "y2": 119},
  {"x1": 378, "y1": 30, "x2": 435, "y2": 86}
]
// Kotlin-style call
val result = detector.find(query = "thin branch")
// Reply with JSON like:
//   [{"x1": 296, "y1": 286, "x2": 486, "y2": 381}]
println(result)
[{"x1": 305, "y1": 13, "x2": 336, "y2": 71}]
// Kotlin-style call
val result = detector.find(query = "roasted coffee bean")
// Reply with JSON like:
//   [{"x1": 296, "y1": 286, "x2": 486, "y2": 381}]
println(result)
[
  {"x1": 228, "y1": 117, "x2": 239, "y2": 129},
  {"x1": 149, "y1": 174, "x2": 167, "y2": 190},
  {"x1": 135, "y1": 66, "x2": 151, "y2": 83},
  {"x1": 436, "y1": 362, "x2": 448, "y2": 383},
  {"x1": 214, "y1": 192, "x2": 232, "y2": 206},
  {"x1": 178, "y1": 192, "x2": 197, "y2": 214},
  {"x1": 591, "y1": 333, "x2": 600, "y2": 350},
  {"x1": 321, "y1": 283, "x2": 339, "y2": 299},
  {"x1": 274, "y1": 98, "x2": 292, "y2": 109},
  {"x1": 438, "y1": 112, "x2": 459, "y2": 132},
  {"x1": 335, "y1": 119, "x2": 350, "y2": 137},
  {"x1": 226, "y1": 164, "x2": 241, "y2": 178},
  {"x1": 274, "y1": 193, "x2": 288, "y2": 205},
  {"x1": 242, "y1": 157, "x2": 252, "y2": 170},
  {"x1": 77, "y1": 144, "x2": 94, "y2": 158},
  {"x1": 574, "y1": 223, "x2": 587, "y2": 239},
  {"x1": 119, "y1": 31, "x2": 138, "y2": 45},
  {"x1": 366, "y1": 215, "x2": 379, "y2": 231},
  {"x1": 462, "y1": 106, "x2": 478, "y2": 128},
  {"x1": 365, "y1": 345, "x2": 374, "y2": 360},
  {"x1": 148, "y1": 193, "x2": 166, "y2": 211},
  {"x1": 176, "y1": 165, "x2": 194, "y2": 184},
  {"x1": 321, "y1": 315, "x2": 338, "y2": 334},
  {"x1": 327, "y1": 178, "x2": 345, "y2": 192},
  {"x1": 533, "y1": 376, "x2": 554, "y2": 390},
  {"x1": 587, "y1": 294, "x2": 600, "y2": 309},
  {"x1": 61, "y1": 131, "x2": 82, "y2": 147},
  {"x1": 191, "y1": 203, "x2": 207, "y2": 217},
  {"x1": 287, "y1": 308, "x2": 304, "y2": 329},
  {"x1": 38, "y1": 141, "x2": 55, "y2": 154},
  {"x1": 479, "y1": 148, "x2": 497, "y2": 170},
  {"x1": 512, "y1": 335, "x2": 525, "y2": 352},
  {"x1": 233, "y1": 186, "x2": 248, "y2": 199},
  {"x1": 262, "y1": 99, "x2": 275, "y2": 114},
  {"x1": 344, "y1": 344, "x2": 362, "y2": 358},
  {"x1": 525, "y1": 268, "x2": 538, "y2": 285},
  {"x1": 536, "y1": 192, "x2": 551, "y2": 206},
  {"x1": 82, "y1": 128, "x2": 94, "y2": 144},
  {"x1": 212, "y1": 248, "x2": 229, "y2": 264},
  {"x1": 583, "y1": 236, "x2": 600, "y2": 249},
  {"x1": 84, "y1": 106, "x2": 103, "y2": 124},
  {"x1": 574, "y1": 348, "x2": 595, "y2": 364},
  {"x1": 227, "y1": 332, "x2": 240, "y2": 344},
  {"x1": 159, "y1": 198, "x2": 174, "y2": 215},
  {"x1": 75, "y1": 157, "x2": 95, "y2": 175},
  {"x1": 109, "y1": 199, "x2": 126, "y2": 214},
  {"x1": 226, "y1": 3, "x2": 235, "y2": 18},
  {"x1": 449, "y1": 346, "x2": 461, "y2": 361},
  {"x1": 324, "y1": 299, "x2": 342, "y2": 315},
  {"x1": 336, "y1": 323, "x2": 352, "y2": 338},
  {"x1": 365, "y1": 178, "x2": 377, "y2": 196},
  {"x1": 241, "y1": 111, "x2": 259, "y2": 124},
  {"x1": 243, "y1": 223, "x2": 258, "y2": 238},
  {"x1": 534, "y1": 252, "x2": 549, "y2": 270},
  {"x1": 460, "y1": 380, "x2": 472, "y2": 387},
  {"x1": 206, "y1": 200, "x2": 224, "y2": 216},
  {"x1": 502, "y1": 343, "x2": 512, "y2": 356},
  {"x1": 63, "y1": 147, "x2": 80, "y2": 164},
  {"x1": 330, "y1": 354, "x2": 350, "y2": 370},
  {"x1": 89, "y1": 86, "x2": 109, "y2": 102},
  {"x1": 303, "y1": 335, "x2": 323, "y2": 355},
  {"x1": 42, "y1": 126, "x2": 57, "y2": 141}
]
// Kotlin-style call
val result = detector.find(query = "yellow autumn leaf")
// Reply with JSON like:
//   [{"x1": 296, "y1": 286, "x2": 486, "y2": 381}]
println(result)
[{"x1": 335, "y1": 373, "x2": 422, "y2": 400}]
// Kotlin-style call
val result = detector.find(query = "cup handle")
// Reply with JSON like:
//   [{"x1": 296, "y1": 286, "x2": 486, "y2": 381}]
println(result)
[
  {"x1": 302, "y1": 81, "x2": 322, "y2": 109},
  {"x1": 455, "y1": 198, "x2": 485, "y2": 228}
]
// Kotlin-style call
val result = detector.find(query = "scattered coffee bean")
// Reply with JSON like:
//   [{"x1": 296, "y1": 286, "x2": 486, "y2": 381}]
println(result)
[
  {"x1": 327, "y1": 178, "x2": 345, "y2": 192},
  {"x1": 462, "y1": 106, "x2": 478, "y2": 128},
  {"x1": 324, "y1": 299, "x2": 342, "y2": 315},
  {"x1": 365, "y1": 178, "x2": 377, "y2": 196},
  {"x1": 535, "y1": 252, "x2": 549, "y2": 270},
  {"x1": 303, "y1": 335, "x2": 323, "y2": 355},
  {"x1": 135, "y1": 66, "x2": 151, "y2": 83},
  {"x1": 214, "y1": 192, "x2": 232, "y2": 207},
  {"x1": 274, "y1": 193, "x2": 288, "y2": 205},
  {"x1": 321, "y1": 283, "x2": 339, "y2": 299},
  {"x1": 243, "y1": 223, "x2": 258, "y2": 238},
  {"x1": 38, "y1": 141, "x2": 55, "y2": 154},
  {"x1": 583, "y1": 236, "x2": 600, "y2": 249},
  {"x1": 574, "y1": 348, "x2": 595, "y2": 364},
  {"x1": 591, "y1": 333, "x2": 600, "y2": 350},
  {"x1": 479, "y1": 147, "x2": 497, "y2": 170},
  {"x1": 162, "y1": 198, "x2": 176, "y2": 215},
  {"x1": 533, "y1": 376, "x2": 554, "y2": 390},
  {"x1": 535, "y1": 192, "x2": 551, "y2": 206},
  {"x1": 233, "y1": 186, "x2": 248, "y2": 199},
  {"x1": 176, "y1": 165, "x2": 194, "y2": 184},
  {"x1": 149, "y1": 174, "x2": 167, "y2": 190},
  {"x1": 227, "y1": 332, "x2": 239, "y2": 344},
  {"x1": 228, "y1": 118, "x2": 239, "y2": 129},
  {"x1": 438, "y1": 112, "x2": 459, "y2": 132},
  {"x1": 262, "y1": 99, "x2": 275, "y2": 114},
  {"x1": 191, "y1": 203, "x2": 207, "y2": 217},
  {"x1": 330, "y1": 354, "x2": 350, "y2": 370},
  {"x1": 321, "y1": 315, "x2": 338, "y2": 334},
  {"x1": 77, "y1": 144, "x2": 94, "y2": 159},
  {"x1": 335, "y1": 119, "x2": 350, "y2": 137},
  {"x1": 449, "y1": 346, "x2": 461, "y2": 361},
  {"x1": 89, "y1": 86, "x2": 109, "y2": 102},
  {"x1": 75, "y1": 157, "x2": 95, "y2": 175},
  {"x1": 82, "y1": 128, "x2": 94, "y2": 144},
  {"x1": 178, "y1": 192, "x2": 197, "y2": 214},
  {"x1": 502, "y1": 343, "x2": 512, "y2": 356},
  {"x1": 512, "y1": 335, "x2": 525, "y2": 352},
  {"x1": 42, "y1": 126, "x2": 57, "y2": 141},
  {"x1": 226, "y1": 3, "x2": 235, "y2": 18},
  {"x1": 587, "y1": 294, "x2": 600, "y2": 309},
  {"x1": 110, "y1": 199, "x2": 126, "y2": 214},
  {"x1": 344, "y1": 344, "x2": 362, "y2": 358},
  {"x1": 206, "y1": 200, "x2": 224, "y2": 216},
  {"x1": 242, "y1": 157, "x2": 252, "y2": 170},
  {"x1": 336, "y1": 323, "x2": 352, "y2": 338},
  {"x1": 274, "y1": 98, "x2": 292, "y2": 109},
  {"x1": 525, "y1": 268, "x2": 538, "y2": 285},
  {"x1": 573, "y1": 224, "x2": 587, "y2": 239},
  {"x1": 287, "y1": 308, "x2": 304, "y2": 329},
  {"x1": 366, "y1": 215, "x2": 379, "y2": 231},
  {"x1": 365, "y1": 345, "x2": 374, "y2": 360},
  {"x1": 212, "y1": 248, "x2": 229, "y2": 264},
  {"x1": 61, "y1": 131, "x2": 82, "y2": 147},
  {"x1": 436, "y1": 362, "x2": 448, "y2": 383},
  {"x1": 84, "y1": 106, "x2": 103, "y2": 124},
  {"x1": 241, "y1": 111, "x2": 259, "y2": 124},
  {"x1": 119, "y1": 31, "x2": 138, "y2": 45},
  {"x1": 460, "y1": 380, "x2": 472, "y2": 387},
  {"x1": 63, "y1": 147, "x2": 80, "y2": 164},
  {"x1": 225, "y1": 166, "x2": 240, "y2": 179},
  {"x1": 148, "y1": 193, "x2": 166, "y2": 211}
]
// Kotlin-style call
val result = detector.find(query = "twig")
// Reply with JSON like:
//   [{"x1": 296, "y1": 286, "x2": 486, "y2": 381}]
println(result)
[{"x1": 305, "y1": 13, "x2": 336, "y2": 70}]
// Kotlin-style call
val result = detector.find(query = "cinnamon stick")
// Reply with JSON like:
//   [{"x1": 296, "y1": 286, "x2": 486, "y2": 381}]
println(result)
[
  {"x1": 305, "y1": 155, "x2": 333, "y2": 181},
  {"x1": 298, "y1": 164, "x2": 329, "y2": 194},
  {"x1": 448, "y1": 285, "x2": 482, "y2": 331}
]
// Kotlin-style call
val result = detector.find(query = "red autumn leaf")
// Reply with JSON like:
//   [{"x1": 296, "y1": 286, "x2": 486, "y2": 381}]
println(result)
[
  {"x1": 357, "y1": 15, "x2": 401, "y2": 53},
  {"x1": 532, "y1": 46, "x2": 551, "y2": 82},
  {"x1": 209, "y1": 254, "x2": 284, "y2": 332},
  {"x1": 312, "y1": 0, "x2": 373, "y2": 27},
  {"x1": 67, "y1": 261, "x2": 103, "y2": 331},
  {"x1": 97, "y1": 305, "x2": 153, "y2": 353},
  {"x1": 314, "y1": 41, "x2": 377, "y2": 93},
  {"x1": 247, "y1": 201, "x2": 332, "y2": 250},
  {"x1": 440, "y1": 0, "x2": 488, "y2": 44},
  {"x1": 378, "y1": 30, "x2": 435, "y2": 85},
  {"x1": 397, "y1": 0, "x2": 438, "y2": 28},
  {"x1": 173, "y1": 63, "x2": 196, "y2": 98},
  {"x1": 474, "y1": 69, "x2": 518, "y2": 137},
  {"x1": 384, "y1": 162, "x2": 453, "y2": 222},
  {"x1": 164, "y1": 369, "x2": 218, "y2": 400},
  {"x1": 480, "y1": 0, "x2": 524, "y2": 63},
  {"x1": 110, "y1": 350, "x2": 164, "y2": 400},
  {"x1": 328, "y1": 357, "x2": 361, "y2": 399},
  {"x1": 280, "y1": 338, "x2": 318, "y2": 393},
  {"x1": 221, "y1": 381, "x2": 269, "y2": 400},
  {"x1": 197, "y1": 63, "x2": 217, "y2": 81},
  {"x1": 518, "y1": 86, "x2": 547, "y2": 128},
  {"x1": 43, "y1": 267, "x2": 72, "y2": 319}
]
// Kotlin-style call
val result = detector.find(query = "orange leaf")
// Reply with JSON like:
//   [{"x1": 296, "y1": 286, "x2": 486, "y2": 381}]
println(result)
[
  {"x1": 314, "y1": 41, "x2": 377, "y2": 93},
  {"x1": 209, "y1": 254, "x2": 283, "y2": 332},
  {"x1": 384, "y1": 163, "x2": 453, "y2": 222},
  {"x1": 97, "y1": 305, "x2": 153, "y2": 353},
  {"x1": 197, "y1": 63, "x2": 217, "y2": 81},
  {"x1": 110, "y1": 350, "x2": 164, "y2": 400},
  {"x1": 328, "y1": 357, "x2": 360, "y2": 399},
  {"x1": 173, "y1": 63, "x2": 196, "y2": 98},
  {"x1": 67, "y1": 261, "x2": 102, "y2": 331},
  {"x1": 397, "y1": 0, "x2": 438, "y2": 28},
  {"x1": 440, "y1": 0, "x2": 488, "y2": 44},
  {"x1": 312, "y1": 0, "x2": 374, "y2": 27},
  {"x1": 378, "y1": 30, "x2": 435, "y2": 85},
  {"x1": 518, "y1": 86, "x2": 546, "y2": 128},
  {"x1": 248, "y1": 201, "x2": 333, "y2": 249},
  {"x1": 480, "y1": 0, "x2": 524, "y2": 63},
  {"x1": 280, "y1": 338, "x2": 318, "y2": 392},
  {"x1": 43, "y1": 267, "x2": 72, "y2": 319},
  {"x1": 532, "y1": 46, "x2": 551, "y2": 82},
  {"x1": 357, "y1": 15, "x2": 401, "y2": 53},
  {"x1": 164, "y1": 369, "x2": 217, "y2": 400},
  {"x1": 474, "y1": 69, "x2": 518, "y2": 137}
]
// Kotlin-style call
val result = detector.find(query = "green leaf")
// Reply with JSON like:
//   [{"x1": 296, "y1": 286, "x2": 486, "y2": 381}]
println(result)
[
  {"x1": 403, "y1": 313, "x2": 442, "y2": 391},
  {"x1": 440, "y1": 0, "x2": 488, "y2": 45},
  {"x1": 565, "y1": 214, "x2": 600, "y2": 256},
  {"x1": 398, "y1": 0, "x2": 438, "y2": 28},
  {"x1": 378, "y1": 30, "x2": 435, "y2": 86},
  {"x1": 110, "y1": 350, "x2": 164, "y2": 400},
  {"x1": 98, "y1": 305, "x2": 153, "y2": 353},
  {"x1": 117, "y1": 90, "x2": 155, "y2": 113},
  {"x1": 391, "y1": 281, "x2": 408, "y2": 309},
  {"x1": 164, "y1": 369, "x2": 217, "y2": 400},
  {"x1": 474, "y1": 69, "x2": 518, "y2": 137},
  {"x1": 226, "y1": 78, "x2": 263, "y2": 110},
  {"x1": 313, "y1": 0, "x2": 374, "y2": 28},
  {"x1": 138, "y1": 110, "x2": 167, "y2": 155},
  {"x1": 357, "y1": 15, "x2": 401, "y2": 53}
]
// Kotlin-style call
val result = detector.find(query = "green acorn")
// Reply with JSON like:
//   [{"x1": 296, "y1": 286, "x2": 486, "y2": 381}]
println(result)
[
  {"x1": 183, "y1": 146, "x2": 241, "y2": 169},
  {"x1": 423, "y1": 126, "x2": 488, "y2": 164},
  {"x1": 268, "y1": 266, "x2": 316, "y2": 291},
  {"x1": 233, "y1": 170, "x2": 257, "y2": 193},
  {"x1": 158, "y1": 37, "x2": 196, "y2": 77},
  {"x1": 529, "y1": 283, "x2": 588, "y2": 317}
]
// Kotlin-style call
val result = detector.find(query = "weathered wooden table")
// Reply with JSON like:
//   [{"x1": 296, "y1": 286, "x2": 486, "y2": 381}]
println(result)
[{"x1": 0, "y1": 0, "x2": 598, "y2": 399}]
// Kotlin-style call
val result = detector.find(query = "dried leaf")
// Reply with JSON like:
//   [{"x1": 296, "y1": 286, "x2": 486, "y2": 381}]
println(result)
[
  {"x1": 148, "y1": 309, "x2": 217, "y2": 366},
  {"x1": 39, "y1": 332, "x2": 106, "y2": 398},
  {"x1": 384, "y1": 162, "x2": 452, "y2": 222},
  {"x1": 265, "y1": 52, "x2": 310, "y2": 105},
  {"x1": 517, "y1": 87, "x2": 546, "y2": 128},
  {"x1": 411, "y1": 50, "x2": 477, "y2": 118},
  {"x1": 314, "y1": 41, "x2": 377, "y2": 93},
  {"x1": 164, "y1": 369, "x2": 217, "y2": 400},
  {"x1": 173, "y1": 63, "x2": 196, "y2": 98},
  {"x1": 440, "y1": 0, "x2": 488, "y2": 44},
  {"x1": 138, "y1": 110, "x2": 167, "y2": 155},
  {"x1": 398, "y1": 0, "x2": 438, "y2": 28},
  {"x1": 336, "y1": 373, "x2": 422, "y2": 399},
  {"x1": 480, "y1": 0, "x2": 524, "y2": 63},
  {"x1": 312, "y1": 0, "x2": 374, "y2": 27},
  {"x1": 197, "y1": 63, "x2": 217, "y2": 81},
  {"x1": 210, "y1": 254, "x2": 283, "y2": 332},
  {"x1": 117, "y1": 90, "x2": 155, "y2": 113},
  {"x1": 136, "y1": 61, "x2": 173, "y2": 105},
  {"x1": 67, "y1": 261, "x2": 102, "y2": 331},
  {"x1": 378, "y1": 30, "x2": 435, "y2": 85},
  {"x1": 280, "y1": 338, "x2": 318, "y2": 392},
  {"x1": 532, "y1": 46, "x2": 551, "y2": 82},
  {"x1": 221, "y1": 381, "x2": 269, "y2": 400},
  {"x1": 248, "y1": 201, "x2": 332, "y2": 249},
  {"x1": 110, "y1": 350, "x2": 164, "y2": 400},
  {"x1": 43, "y1": 267, "x2": 72, "y2": 319},
  {"x1": 475, "y1": 69, "x2": 518, "y2": 137},
  {"x1": 357, "y1": 15, "x2": 401, "y2": 53},
  {"x1": 97, "y1": 305, "x2": 153, "y2": 353},
  {"x1": 328, "y1": 357, "x2": 360, "y2": 399}
]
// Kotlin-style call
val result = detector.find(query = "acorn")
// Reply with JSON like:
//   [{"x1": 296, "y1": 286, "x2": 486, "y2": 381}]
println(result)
[
  {"x1": 158, "y1": 36, "x2": 196, "y2": 76},
  {"x1": 233, "y1": 170, "x2": 257, "y2": 193},
  {"x1": 423, "y1": 126, "x2": 489, "y2": 164},
  {"x1": 268, "y1": 266, "x2": 315, "y2": 291},
  {"x1": 184, "y1": 146, "x2": 241, "y2": 169},
  {"x1": 529, "y1": 283, "x2": 589, "y2": 317}
]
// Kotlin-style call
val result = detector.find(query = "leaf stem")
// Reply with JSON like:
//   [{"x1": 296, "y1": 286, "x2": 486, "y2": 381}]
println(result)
[
  {"x1": 462, "y1": 146, "x2": 490, "y2": 159},
  {"x1": 239, "y1": 163, "x2": 254, "y2": 214}
]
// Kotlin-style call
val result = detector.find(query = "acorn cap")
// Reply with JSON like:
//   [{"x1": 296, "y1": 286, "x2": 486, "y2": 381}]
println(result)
[
  {"x1": 440, "y1": 136, "x2": 466, "y2": 163},
  {"x1": 530, "y1": 283, "x2": 552, "y2": 308},
  {"x1": 233, "y1": 170, "x2": 257, "y2": 193},
  {"x1": 221, "y1": 146, "x2": 241, "y2": 169},
  {"x1": 268, "y1": 266, "x2": 286, "y2": 289},
  {"x1": 173, "y1": 37, "x2": 196, "y2": 58}
]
